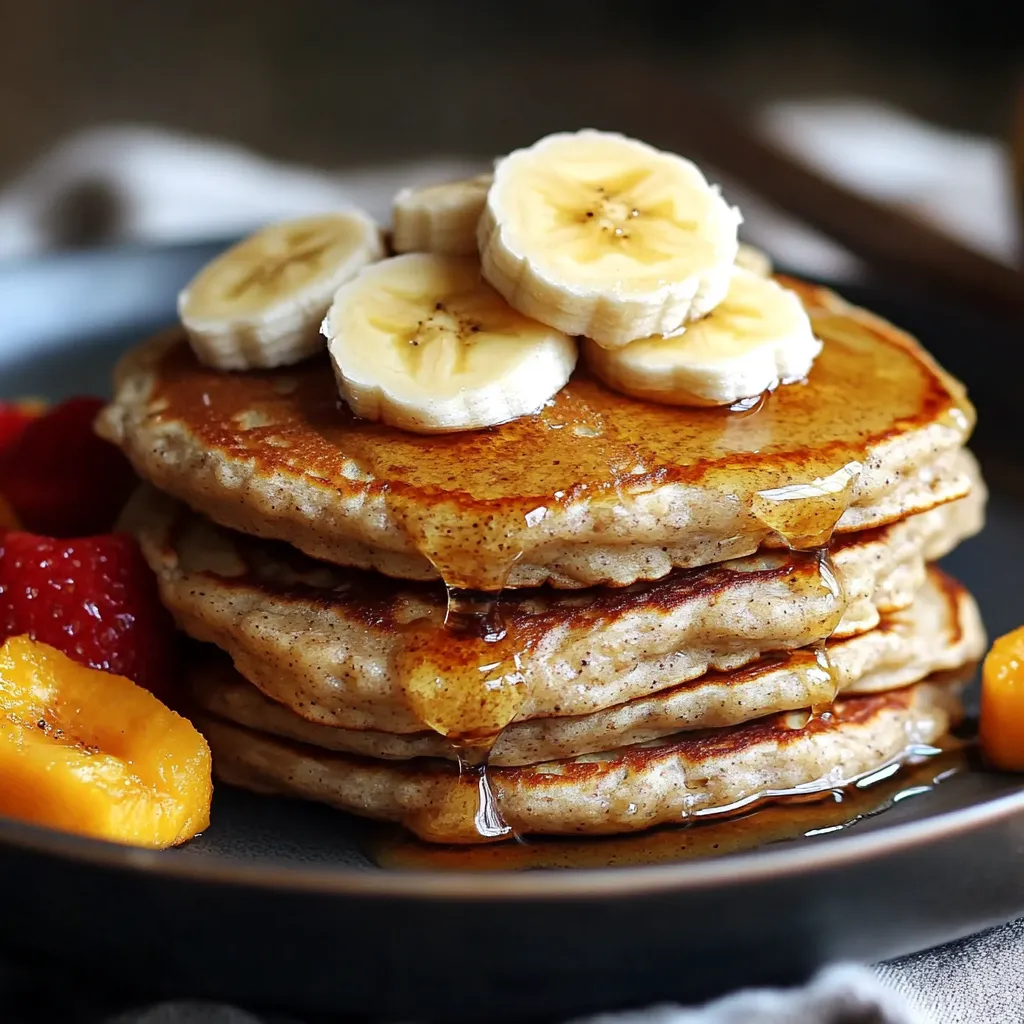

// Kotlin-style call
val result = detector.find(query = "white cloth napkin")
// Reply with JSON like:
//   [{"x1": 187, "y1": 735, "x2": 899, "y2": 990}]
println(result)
[
  {"x1": 100, "y1": 966, "x2": 921, "y2": 1024},
  {"x1": 0, "y1": 125, "x2": 483, "y2": 261},
  {"x1": 0, "y1": 99, "x2": 1016, "y2": 279},
  {"x1": 0, "y1": 102, "x2": 1015, "y2": 1024},
  {"x1": 723, "y1": 98, "x2": 1018, "y2": 280}
]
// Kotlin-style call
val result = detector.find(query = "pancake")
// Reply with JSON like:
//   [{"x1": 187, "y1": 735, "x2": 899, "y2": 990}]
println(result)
[
  {"x1": 127, "y1": 483, "x2": 983, "y2": 733},
  {"x1": 190, "y1": 566, "x2": 983, "y2": 766},
  {"x1": 195, "y1": 679, "x2": 962, "y2": 841},
  {"x1": 97, "y1": 277, "x2": 975, "y2": 591}
]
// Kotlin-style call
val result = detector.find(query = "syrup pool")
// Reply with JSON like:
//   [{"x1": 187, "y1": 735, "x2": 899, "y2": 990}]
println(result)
[{"x1": 370, "y1": 738, "x2": 972, "y2": 871}]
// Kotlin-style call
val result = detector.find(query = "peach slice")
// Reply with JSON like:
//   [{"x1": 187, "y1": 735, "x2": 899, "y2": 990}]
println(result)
[
  {"x1": 980, "y1": 625, "x2": 1024, "y2": 771},
  {"x1": 0, "y1": 635, "x2": 212, "y2": 847}
]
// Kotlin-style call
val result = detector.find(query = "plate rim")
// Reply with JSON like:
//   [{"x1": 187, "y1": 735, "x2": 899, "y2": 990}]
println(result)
[{"x1": 2, "y1": 780, "x2": 1023, "y2": 899}]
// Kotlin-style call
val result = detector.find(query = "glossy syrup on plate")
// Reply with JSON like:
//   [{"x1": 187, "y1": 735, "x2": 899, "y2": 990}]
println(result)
[{"x1": 369, "y1": 739, "x2": 973, "y2": 871}]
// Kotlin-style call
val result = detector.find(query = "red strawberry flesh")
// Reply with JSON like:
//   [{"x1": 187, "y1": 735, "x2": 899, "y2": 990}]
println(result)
[
  {"x1": 0, "y1": 397, "x2": 137, "y2": 537},
  {"x1": 0, "y1": 531, "x2": 177, "y2": 699},
  {"x1": 0, "y1": 401, "x2": 42, "y2": 453}
]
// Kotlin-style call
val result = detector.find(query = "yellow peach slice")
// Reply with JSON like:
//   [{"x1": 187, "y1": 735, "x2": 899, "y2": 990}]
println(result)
[
  {"x1": 981, "y1": 625, "x2": 1024, "y2": 772},
  {"x1": 0, "y1": 635, "x2": 212, "y2": 847}
]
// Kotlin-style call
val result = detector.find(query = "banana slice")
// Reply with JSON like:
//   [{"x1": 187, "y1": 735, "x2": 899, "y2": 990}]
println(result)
[
  {"x1": 392, "y1": 174, "x2": 493, "y2": 256},
  {"x1": 323, "y1": 253, "x2": 577, "y2": 433},
  {"x1": 178, "y1": 212, "x2": 384, "y2": 370},
  {"x1": 478, "y1": 130, "x2": 741, "y2": 349},
  {"x1": 584, "y1": 267, "x2": 821, "y2": 407},
  {"x1": 736, "y1": 242, "x2": 773, "y2": 277}
]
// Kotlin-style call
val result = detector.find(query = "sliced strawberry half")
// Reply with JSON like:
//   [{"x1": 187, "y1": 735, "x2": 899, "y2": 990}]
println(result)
[
  {"x1": 0, "y1": 397, "x2": 137, "y2": 537},
  {"x1": 0, "y1": 531, "x2": 178, "y2": 700}
]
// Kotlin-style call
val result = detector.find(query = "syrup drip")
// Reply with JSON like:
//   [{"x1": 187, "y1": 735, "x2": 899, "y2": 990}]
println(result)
[
  {"x1": 465, "y1": 763, "x2": 509, "y2": 838},
  {"x1": 809, "y1": 641, "x2": 839, "y2": 721},
  {"x1": 395, "y1": 584, "x2": 527, "y2": 842},
  {"x1": 370, "y1": 739, "x2": 969, "y2": 871},
  {"x1": 390, "y1": 504, "x2": 531, "y2": 842},
  {"x1": 750, "y1": 461, "x2": 862, "y2": 551},
  {"x1": 750, "y1": 464, "x2": 855, "y2": 719},
  {"x1": 809, "y1": 547, "x2": 844, "y2": 715},
  {"x1": 728, "y1": 392, "x2": 769, "y2": 415}
]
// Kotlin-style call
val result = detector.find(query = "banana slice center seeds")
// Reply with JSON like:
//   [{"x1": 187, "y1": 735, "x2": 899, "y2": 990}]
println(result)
[
  {"x1": 399, "y1": 302, "x2": 482, "y2": 377},
  {"x1": 226, "y1": 229, "x2": 334, "y2": 301},
  {"x1": 584, "y1": 187, "x2": 640, "y2": 238},
  {"x1": 543, "y1": 176, "x2": 701, "y2": 267}
]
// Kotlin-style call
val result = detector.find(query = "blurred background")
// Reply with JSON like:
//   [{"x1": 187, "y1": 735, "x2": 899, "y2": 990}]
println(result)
[
  {"x1": 1, "y1": 0, "x2": 1020, "y2": 170},
  {"x1": 0, "y1": 0, "x2": 1020, "y2": 275}
]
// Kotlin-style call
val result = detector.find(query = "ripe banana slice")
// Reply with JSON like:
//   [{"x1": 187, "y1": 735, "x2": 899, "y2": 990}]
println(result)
[
  {"x1": 584, "y1": 268, "x2": 821, "y2": 407},
  {"x1": 478, "y1": 130, "x2": 741, "y2": 349},
  {"x1": 392, "y1": 174, "x2": 493, "y2": 256},
  {"x1": 178, "y1": 212, "x2": 384, "y2": 371},
  {"x1": 323, "y1": 253, "x2": 577, "y2": 433},
  {"x1": 736, "y1": 242, "x2": 773, "y2": 277}
]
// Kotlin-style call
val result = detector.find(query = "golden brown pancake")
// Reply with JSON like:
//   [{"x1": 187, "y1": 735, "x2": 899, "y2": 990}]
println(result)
[
  {"x1": 189, "y1": 566, "x2": 984, "y2": 766},
  {"x1": 126, "y1": 484, "x2": 983, "y2": 733},
  {"x1": 196, "y1": 679, "x2": 963, "y2": 842},
  {"x1": 97, "y1": 277, "x2": 975, "y2": 590}
]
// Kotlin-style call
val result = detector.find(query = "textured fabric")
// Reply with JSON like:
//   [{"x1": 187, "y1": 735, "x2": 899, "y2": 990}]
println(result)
[
  {"x1": 572, "y1": 965, "x2": 924, "y2": 1023},
  {"x1": 4, "y1": 923, "x2": 1023, "y2": 1022},
  {"x1": 877, "y1": 920, "x2": 1024, "y2": 1024}
]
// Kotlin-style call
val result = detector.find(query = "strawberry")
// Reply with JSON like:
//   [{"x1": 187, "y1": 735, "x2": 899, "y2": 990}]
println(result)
[
  {"x1": 0, "y1": 531, "x2": 177, "y2": 700},
  {"x1": 0, "y1": 397, "x2": 137, "y2": 538}
]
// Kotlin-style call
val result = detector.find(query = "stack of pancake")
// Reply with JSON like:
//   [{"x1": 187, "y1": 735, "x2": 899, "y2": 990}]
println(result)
[{"x1": 99, "y1": 277, "x2": 985, "y2": 843}]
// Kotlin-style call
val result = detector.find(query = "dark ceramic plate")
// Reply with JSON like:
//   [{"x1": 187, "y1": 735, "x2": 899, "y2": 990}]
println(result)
[{"x1": 0, "y1": 241, "x2": 1023, "y2": 1022}]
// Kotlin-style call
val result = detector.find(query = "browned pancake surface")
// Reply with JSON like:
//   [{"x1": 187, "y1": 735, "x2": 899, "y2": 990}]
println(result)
[{"x1": 100, "y1": 278, "x2": 975, "y2": 588}]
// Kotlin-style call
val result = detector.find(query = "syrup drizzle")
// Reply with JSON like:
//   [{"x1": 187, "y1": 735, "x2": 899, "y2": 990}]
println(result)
[
  {"x1": 392, "y1": 397, "x2": 901, "y2": 841},
  {"x1": 750, "y1": 461, "x2": 862, "y2": 552},
  {"x1": 390, "y1": 500, "x2": 531, "y2": 841},
  {"x1": 158, "y1": 295, "x2": 976, "y2": 601},
  {"x1": 395, "y1": 444, "x2": 873, "y2": 840},
  {"x1": 809, "y1": 548, "x2": 844, "y2": 716},
  {"x1": 370, "y1": 738, "x2": 969, "y2": 871},
  {"x1": 395, "y1": 583, "x2": 526, "y2": 842},
  {"x1": 750, "y1": 459, "x2": 859, "y2": 719}
]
